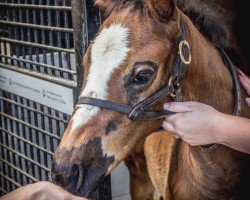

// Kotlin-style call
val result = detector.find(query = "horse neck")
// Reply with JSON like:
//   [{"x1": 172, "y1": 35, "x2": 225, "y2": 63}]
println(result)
[
  {"x1": 181, "y1": 14, "x2": 234, "y2": 114},
  {"x1": 168, "y1": 15, "x2": 250, "y2": 197}
]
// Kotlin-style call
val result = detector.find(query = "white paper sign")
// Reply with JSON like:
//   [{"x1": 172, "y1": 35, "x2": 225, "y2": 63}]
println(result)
[{"x1": 0, "y1": 68, "x2": 74, "y2": 115}]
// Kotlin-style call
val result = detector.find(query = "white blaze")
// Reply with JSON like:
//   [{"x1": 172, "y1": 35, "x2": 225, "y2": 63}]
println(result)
[{"x1": 72, "y1": 23, "x2": 130, "y2": 130}]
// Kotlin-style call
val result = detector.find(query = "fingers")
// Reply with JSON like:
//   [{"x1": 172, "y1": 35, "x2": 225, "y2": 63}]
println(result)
[
  {"x1": 237, "y1": 69, "x2": 250, "y2": 95},
  {"x1": 164, "y1": 101, "x2": 193, "y2": 113}
]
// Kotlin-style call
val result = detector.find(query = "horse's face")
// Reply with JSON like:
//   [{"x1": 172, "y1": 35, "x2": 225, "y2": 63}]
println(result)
[{"x1": 52, "y1": 0, "x2": 179, "y2": 197}]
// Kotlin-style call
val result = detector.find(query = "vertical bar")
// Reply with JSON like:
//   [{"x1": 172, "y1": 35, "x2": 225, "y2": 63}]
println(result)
[
  {"x1": 11, "y1": 0, "x2": 20, "y2": 65},
  {"x1": 39, "y1": 0, "x2": 47, "y2": 74},
  {"x1": 71, "y1": 0, "x2": 86, "y2": 103},
  {"x1": 32, "y1": 0, "x2": 40, "y2": 72},
  {"x1": 63, "y1": 0, "x2": 71, "y2": 80},
  {"x1": 54, "y1": 0, "x2": 63, "y2": 78},
  {"x1": 18, "y1": 0, "x2": 26, "y2": 69},
  {"x1": 25, "y1": 0, "x2": 33, "y2": 70},
  {"x1": 47, "y1": 0, "x2": 55, "y2": 76}
]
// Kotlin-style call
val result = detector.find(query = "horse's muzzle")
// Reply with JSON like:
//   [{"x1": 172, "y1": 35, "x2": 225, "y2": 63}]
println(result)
[{"x1": 51, "y1": 138, "x2": 115, "y2": 198}]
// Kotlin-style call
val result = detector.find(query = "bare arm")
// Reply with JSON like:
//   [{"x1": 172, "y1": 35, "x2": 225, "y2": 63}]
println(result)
[{"x1": 0, "y1": 181, "x2": 87, "y2": 200}]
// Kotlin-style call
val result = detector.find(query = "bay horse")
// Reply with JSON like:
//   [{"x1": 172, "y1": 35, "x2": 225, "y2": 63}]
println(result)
[{"x1": 51, "y1": 0, "x2": 250, "y2": 199}]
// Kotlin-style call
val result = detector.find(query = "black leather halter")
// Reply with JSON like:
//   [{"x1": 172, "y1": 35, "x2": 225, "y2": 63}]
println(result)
[
  {"x1": 77, "y1": 18, "x2": 190, "y2": 120},
  {"x1": 76, "y1": 17, "x2": 242, "y2": 122}
]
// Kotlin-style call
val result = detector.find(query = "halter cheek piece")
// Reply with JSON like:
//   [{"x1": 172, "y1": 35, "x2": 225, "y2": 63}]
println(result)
[{"x1": 76, "y1": 17, "x2": 241, "y2": 151}]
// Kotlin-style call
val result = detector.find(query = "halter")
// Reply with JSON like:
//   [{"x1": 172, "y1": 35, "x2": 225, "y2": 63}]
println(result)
[
  {"x1": 76, "y1": 17, "x2": 242, "y2": 150},
  {"x1": 76, "y1": 18, "x2": 191, "y2": 120}
]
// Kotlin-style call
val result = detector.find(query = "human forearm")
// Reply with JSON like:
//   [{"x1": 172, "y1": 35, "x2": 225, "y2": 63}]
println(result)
[
  {"x1": 0, "y1": 184, "x2": 36, "y2": 200},
  {"x1": 0, "y1": 182, "x2": 87, "y2": 200},
  {"x1": 218, "y1": 114, "x2": 250, "y2": 154}
]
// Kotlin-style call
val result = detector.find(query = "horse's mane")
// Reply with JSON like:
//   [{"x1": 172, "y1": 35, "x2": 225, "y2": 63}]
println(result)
[
  {"x1": 101, "y1": 0, "x2": 230, "y2": 49},
  {"x1": 176, "y1": 0, "x2": 230, "y2": 48}
]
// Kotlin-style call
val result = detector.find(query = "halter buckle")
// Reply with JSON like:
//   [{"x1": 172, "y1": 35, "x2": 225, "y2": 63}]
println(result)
[
  {"x1": 179, "y1": 40, "x2": 191, "y2": 65},
  {"x1": 168, "y1": 76, "x2": 180, "y2": 98}
]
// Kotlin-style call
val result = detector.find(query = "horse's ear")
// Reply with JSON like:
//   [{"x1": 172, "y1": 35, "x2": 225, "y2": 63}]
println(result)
[
  {"x1": 94, "y1": 0, "x2": 109, "y2": 10},
  {"x1": 147, "y1": 0, "x2": 176, "y2": 22}
]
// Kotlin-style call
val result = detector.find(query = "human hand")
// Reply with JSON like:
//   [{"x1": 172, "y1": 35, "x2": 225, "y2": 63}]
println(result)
[
  {"x1": 237, "y1": 69, "x2": 250, "y2": 107},
  {"x1": 31, "y1": 181, "x2": 88, "y2": 200},
  {"x1": 162, "y1": 102, "x2": 225, "y2": 146},
  {"x1": 1, "y1": 181, "x2": 88, "y2": 200}
]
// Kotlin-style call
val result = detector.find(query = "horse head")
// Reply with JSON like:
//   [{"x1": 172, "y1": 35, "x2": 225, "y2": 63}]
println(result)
[{"x1": 51, "y1": 0, "x2": 221, "y2": 197}]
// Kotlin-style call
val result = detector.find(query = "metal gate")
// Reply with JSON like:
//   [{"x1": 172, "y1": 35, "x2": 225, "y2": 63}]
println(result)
[{"x1": 0, "y1": 0, "x2": 112, "y2": 199}]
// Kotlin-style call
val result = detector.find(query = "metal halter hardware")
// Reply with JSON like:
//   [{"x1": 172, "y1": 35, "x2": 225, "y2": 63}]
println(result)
[{"x1": 179, "y1": 40, "x2": 191, "y2": 65}]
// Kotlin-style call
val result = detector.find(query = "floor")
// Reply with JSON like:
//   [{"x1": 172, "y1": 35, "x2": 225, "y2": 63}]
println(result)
[{"x1": 111, "y1": 162, "x2": 131, "y2": 200}]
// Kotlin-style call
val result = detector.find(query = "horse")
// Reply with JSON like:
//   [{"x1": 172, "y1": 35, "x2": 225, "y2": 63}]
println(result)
[{"x1": 51, "y1": 0, "x2": 250, "y2": 199}]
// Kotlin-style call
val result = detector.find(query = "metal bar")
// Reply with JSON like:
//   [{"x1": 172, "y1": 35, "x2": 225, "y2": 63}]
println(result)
[
  {"x1": 71, "y1": 0, "x2": 86, "y2": 104},
  {"x1": 46, "y1": 0, "x2": 55, "y2": 76},
  {"x1": 0, "y1": 188, "x2": 7, "y2": 195},
  {"x1": 39, "y1": 0, "x2": 48, "y2": 74},
  {"x1": 0, "y1": 127, "x2": 54, "y2": 156},
  {"x1": 0, "y1": 37, "x2": 74, "y2": 53},
  {"x1": 63, "y1": 0, "x2": 71, "y2": 74},
  {"x1": 0, "y1": 172, "x2": 22, "y2": 188},
  {"x1": 32, "y1": 0, "x2": 40, "y2": 72},
  {"x1": 0, "y1": 63, "x2": 77, "y2": 87},
  {"x1": 6, "y1": 4, "x2": 13, "y2": 65},
  {"x1": 54, "y1": 0, "x2": 64, "y2": 78},
  {"x1": 0, "y1": 3, "x2": 72, "y2": 11},
  {"x1": 25, "y1": 0, "x2": 33, "y2": 71},
  {"x1": 0, "y1": 20, "x2": 73, "y2": 33},
  {"x1": 18, "y1": 0, "x2": 27, "y2": 69},
  {"x1": 0, "y1": 113, "x2": 61, "y2": 140},
  {"x1": 11, "y1": 0, "x2": 21, "y2": 65},
  {"x1": 0, "y1": 96, "x2": 69, "y2": 123},
  {"x1": 0, "y1": 143, "x2": 50, "y2": 172},
  {"x1": 1, "y1": 159, "x2": 39, "y2": 182},
  {"x1": 0, "y1": 55, "x2": 76, "y2": 74}
]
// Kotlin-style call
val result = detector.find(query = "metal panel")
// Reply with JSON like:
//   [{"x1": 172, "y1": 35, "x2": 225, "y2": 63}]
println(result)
[
  {"x1": 0, "y1": 0, "x2": 111, "y2": 199},
  {"x1": 0, "y1": 0, "x2": 74, "y2": 196}
]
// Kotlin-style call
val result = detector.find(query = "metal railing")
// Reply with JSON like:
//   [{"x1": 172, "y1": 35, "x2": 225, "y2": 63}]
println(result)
[{"x1": 0, "y1": 0, "x2": 111, "y2": 199}]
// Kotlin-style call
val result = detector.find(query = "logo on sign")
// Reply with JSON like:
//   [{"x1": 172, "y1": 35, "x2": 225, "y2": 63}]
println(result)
[{"x1": 42, "y1": 89, "x2": 46, "y2": 97}]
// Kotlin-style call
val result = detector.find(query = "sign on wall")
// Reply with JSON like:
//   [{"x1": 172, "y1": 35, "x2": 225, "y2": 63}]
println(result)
[{"x1": 0, "y1": 68, "x2": 74, "y2": 115}]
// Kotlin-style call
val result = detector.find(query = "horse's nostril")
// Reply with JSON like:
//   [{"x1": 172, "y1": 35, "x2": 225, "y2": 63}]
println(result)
[{"x1": 71, "y1": 164, "x2": 84, "y2": 191}]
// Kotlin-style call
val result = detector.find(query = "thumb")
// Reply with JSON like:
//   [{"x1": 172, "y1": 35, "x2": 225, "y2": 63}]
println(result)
[
  {"x1": 164, "y1": 102, "x2": 191, "y2": 113},
  {"x1": 162, "y1": 121, "x2": 176, "y2": 133}
]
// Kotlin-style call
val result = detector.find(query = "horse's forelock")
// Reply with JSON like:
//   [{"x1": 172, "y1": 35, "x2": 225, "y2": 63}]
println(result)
[{"x1": 95, "y1": 0, "x2": 145, "y2": 16}]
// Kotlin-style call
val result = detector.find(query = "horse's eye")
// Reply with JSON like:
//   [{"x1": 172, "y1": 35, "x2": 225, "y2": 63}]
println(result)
[{"x1": 133, "y1": 70, "x2": 154, "y2": 84}]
